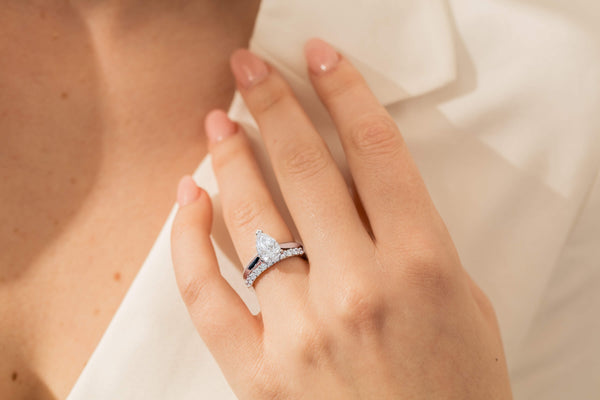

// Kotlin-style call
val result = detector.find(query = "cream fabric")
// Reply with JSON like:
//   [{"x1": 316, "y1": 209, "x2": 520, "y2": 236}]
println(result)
[{"x1": 67, "y1": 0, "x2": 600, "y2": 399}]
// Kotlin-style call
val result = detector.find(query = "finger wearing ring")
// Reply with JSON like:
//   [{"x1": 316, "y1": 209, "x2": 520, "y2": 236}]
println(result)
[{"x1": 205, "y1": 110, "x2": 308, "y2": 306}]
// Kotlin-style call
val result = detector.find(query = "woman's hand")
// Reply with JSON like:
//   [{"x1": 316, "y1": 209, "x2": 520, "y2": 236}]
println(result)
[{"x1": 171, "y1": 38, "x2": 512, "y2": 399}]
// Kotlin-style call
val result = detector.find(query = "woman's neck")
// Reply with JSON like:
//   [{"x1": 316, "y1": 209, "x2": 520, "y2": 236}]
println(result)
[
  {"x1": 0, "y1": 0, "x2": 261, "y2": 274},
  {"x1": 0, "y1": 3, "x2": 259, "y2": 397},
  {"x1": 2, "y1": 0, "x2": 261, "y2": 158}
]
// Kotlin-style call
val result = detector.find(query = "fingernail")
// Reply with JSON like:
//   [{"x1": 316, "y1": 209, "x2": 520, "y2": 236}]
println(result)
[
  {"x1": 304, "y1": 38, "x2": 340, "y2": 75},
  {"x1": 177, "y1": 175, "x2": 201, "y2": 206},
  {"x1": 205, "y1": 109, "x2": 238, "y2": 144},
  {"x1": 230, "y1": 49, "x2": 270, "y2": 88}
]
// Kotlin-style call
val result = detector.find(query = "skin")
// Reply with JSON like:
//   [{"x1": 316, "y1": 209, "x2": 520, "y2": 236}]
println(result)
[
  {"x1": 171, "y1": 39, "x2": 513, "y2": 399},
  {"x1": 0, "y1": 2, "x2": 512, "y2": 399},
  {"x1": 0, "y1": 1, "x2": 260, "y2": 398}
]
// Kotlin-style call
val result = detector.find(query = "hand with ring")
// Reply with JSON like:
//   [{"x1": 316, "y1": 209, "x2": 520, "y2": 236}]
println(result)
[{"x1": 171, "y1": 38, "x2": 513, "y2": 399}]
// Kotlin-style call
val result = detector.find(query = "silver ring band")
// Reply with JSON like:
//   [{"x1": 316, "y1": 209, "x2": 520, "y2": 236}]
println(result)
[{"x1": 243, "y1": 230, "x2": 305, "y2": 287}]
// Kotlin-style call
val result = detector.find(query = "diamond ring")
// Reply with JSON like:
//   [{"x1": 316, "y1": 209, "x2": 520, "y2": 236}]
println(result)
[{"x1": 243, "y1": 230, "x2": 305, "y2": 287}]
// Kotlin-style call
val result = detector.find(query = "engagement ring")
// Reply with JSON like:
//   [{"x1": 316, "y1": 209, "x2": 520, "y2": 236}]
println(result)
[{"x1": 243, "y1": 230, "x2": 305, "y2": 287}]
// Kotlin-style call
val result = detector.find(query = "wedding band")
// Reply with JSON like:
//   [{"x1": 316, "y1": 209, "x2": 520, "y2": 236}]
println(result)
[{"x1": 243, "y1": 230, "x2": 305, "y2": 287}]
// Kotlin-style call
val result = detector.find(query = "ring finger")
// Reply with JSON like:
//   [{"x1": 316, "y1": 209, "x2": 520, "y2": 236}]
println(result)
[
  {"x1": 229, "y1": 49, "x2": 369, "y2": 269},
  {"x1": 205, "y1": 110, "x2": 308, "y2": 312}
]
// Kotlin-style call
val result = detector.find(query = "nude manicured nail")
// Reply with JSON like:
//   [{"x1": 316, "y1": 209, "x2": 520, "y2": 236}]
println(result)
[
  {"x1": 304, "y1": 38, "x2": 340, "y2": 75},
  {"x1": 230, "y1": 49, "x2": 269, "y2": 88},
  {"x1": 177, "y1": 175, "x2": 201, "y2": 206},
  {"x1": 205, "y1": 109, "x2": 238, "y2": 144}
]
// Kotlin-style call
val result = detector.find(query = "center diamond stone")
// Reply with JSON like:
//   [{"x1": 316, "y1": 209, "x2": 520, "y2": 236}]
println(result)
[{"x1": 256, "y1": 230, "x2": 281, "y2": 264}]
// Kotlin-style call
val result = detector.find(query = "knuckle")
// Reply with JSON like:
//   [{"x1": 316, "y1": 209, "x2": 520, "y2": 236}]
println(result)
[
  {"x1": 350, "y1": 114, "x2": 400, "y2": 158},
  {"x1": 226, "y1": 198, "x2": 269, "y2": 231},
  {"x1": 211, "y1": 139, "x2": 240, "y2": 171},
  {"x1": 402, "y1": 247, "x2": 455, "y2": 299},
  {"x1": 250, "y1": 82, "x2": 291, "y2": 116},
  {"x1": 279, "y1": 143, "x2": 330, "y2": 181},
  {"x1": 334, "y1": 281, "x2": 384, "y2": 330},
  {"x1": 291, "y1": 322, "x2": 330, "y2": 365},
  {"x1": 179, "y1": 275, "x2": 210, "y2": 309},
  {"x1": 472, "y1": 286, "x2": 497, "y2": 320},
  {"x1": 324, "y1": 71, "x2": 364, "y2": 100}
]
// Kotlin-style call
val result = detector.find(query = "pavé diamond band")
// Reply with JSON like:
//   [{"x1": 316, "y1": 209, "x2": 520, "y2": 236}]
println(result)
[{"x1": 243, "y1": 230, "x2": 305, "y2": 287}]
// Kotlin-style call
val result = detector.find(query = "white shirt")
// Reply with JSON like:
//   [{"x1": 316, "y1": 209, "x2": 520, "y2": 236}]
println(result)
[{"x1": 68, "y1": 0, "x2": 600, "y2": 398}]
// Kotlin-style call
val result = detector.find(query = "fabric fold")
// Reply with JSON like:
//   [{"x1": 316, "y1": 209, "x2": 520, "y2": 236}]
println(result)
[{"x1": 250, "y1": 0, "x2": 456, "y2": 105}]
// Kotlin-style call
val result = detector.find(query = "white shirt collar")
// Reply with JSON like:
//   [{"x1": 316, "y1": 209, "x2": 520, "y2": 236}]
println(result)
[{"x1": 251, "y1": 0, "x2": 456, "y2": 105}]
